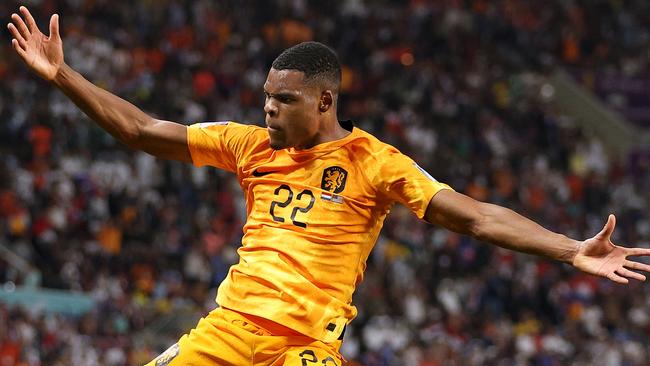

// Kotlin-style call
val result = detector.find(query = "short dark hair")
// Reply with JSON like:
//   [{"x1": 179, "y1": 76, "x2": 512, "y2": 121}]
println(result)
[{"x1": 272, "y1": 42, "x2": 341, "y2": 93}]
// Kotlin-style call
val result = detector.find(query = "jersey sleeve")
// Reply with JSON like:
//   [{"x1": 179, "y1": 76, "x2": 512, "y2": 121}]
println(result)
[
  {"x1": 377, "y1": 150, "x2": 453, "y2": 219},
  {"x1": 186, "y1": 121, "x2": 258, "y2": 172}
]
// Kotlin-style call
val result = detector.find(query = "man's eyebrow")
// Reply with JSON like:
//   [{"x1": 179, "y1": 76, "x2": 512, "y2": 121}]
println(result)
[{"x1": 264, "y1": 90, "x2": 299, "y2": 99}]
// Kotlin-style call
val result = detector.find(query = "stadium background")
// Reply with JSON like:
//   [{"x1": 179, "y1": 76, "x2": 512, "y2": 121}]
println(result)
[{"x1": 1, "y1": 0, "x2": 649, "y2": 365}]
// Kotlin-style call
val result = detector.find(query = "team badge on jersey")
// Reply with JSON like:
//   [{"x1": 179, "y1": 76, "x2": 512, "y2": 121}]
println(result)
[
  {"x1": 155, "y1": 343, "x2": 180, "y2": 366},
  {"x1": 321, "y1": 166, "x2": 348, "y2": 194}
]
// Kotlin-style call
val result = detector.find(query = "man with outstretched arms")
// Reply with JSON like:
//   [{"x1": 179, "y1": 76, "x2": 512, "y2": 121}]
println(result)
[{"x1": 8, "y1": 7, "x2": 650, "y2": 366}]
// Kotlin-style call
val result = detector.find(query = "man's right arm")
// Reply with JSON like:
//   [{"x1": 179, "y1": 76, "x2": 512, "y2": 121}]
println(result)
[
  {"x1": 8, "y1": 6, "x2": 191, "y2": 163},
  {"x1": 53, "y1": 64, "x2": 191, "y2": 162}
]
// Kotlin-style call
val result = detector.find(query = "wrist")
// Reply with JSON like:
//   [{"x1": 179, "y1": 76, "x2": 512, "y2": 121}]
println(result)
[
  {"x1": 52, "y1": 63, "x2": 71, "y2": 87},
  {"x1": 568, "y1": 239, "x2": 583, "y2": 265}
]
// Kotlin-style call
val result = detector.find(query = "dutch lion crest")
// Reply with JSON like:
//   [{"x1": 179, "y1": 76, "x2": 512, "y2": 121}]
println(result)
[{"x1": 321, "y1": 166, "x2": 348, "y2": 194}]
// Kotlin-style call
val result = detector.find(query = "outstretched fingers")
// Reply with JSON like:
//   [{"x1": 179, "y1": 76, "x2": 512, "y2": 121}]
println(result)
[
  {"x1": 49, "y1": 14, "x2": 60, "y2": 41},
  {"x1": 19, "y1": 6, "x2": 39, "y2": 34},
  {"x1": 10, "y1": 13, "x2": 30, "y2": 39},
  {"x1": 7, "y1": 23, "x2": 27, "y2": 49},
  {"x1": 616, "y1": 267, "x2": 646, "y2": 282},
  {"x1": 11, "y1": 39, "x2": 27, "y2": 58},
  {"x1": 627, "y1": 247, "x2": 650, "y2": 257},
  {"x1": 595, "y1": 214, "x2": 616, "y2": 241},
  {"x1": 624, "y1": 259, "x2": 650, "y2": 273},
  {"x1": 607, "y1": 271, "x2": 629, "y2": 284}
]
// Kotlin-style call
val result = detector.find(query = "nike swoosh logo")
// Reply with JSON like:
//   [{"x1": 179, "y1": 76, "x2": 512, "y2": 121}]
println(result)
[{"x1": 252, "y1": 169, "x2": 279, "y2": 177}]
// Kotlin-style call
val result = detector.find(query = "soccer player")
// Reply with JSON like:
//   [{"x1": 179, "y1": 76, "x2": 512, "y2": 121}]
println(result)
[{"x1": 7, "y1": 6, "x2": 650, "y2": 365}]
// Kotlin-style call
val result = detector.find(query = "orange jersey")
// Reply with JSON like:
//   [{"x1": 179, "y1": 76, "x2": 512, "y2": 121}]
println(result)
[{"x1": 187, "y1": 121, "x2": 452, "y2": 342}]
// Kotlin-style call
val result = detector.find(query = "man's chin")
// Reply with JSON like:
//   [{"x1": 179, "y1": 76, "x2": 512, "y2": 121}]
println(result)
[{"x1": 269, "y1": 140, "x2": 286, "y2": 150}]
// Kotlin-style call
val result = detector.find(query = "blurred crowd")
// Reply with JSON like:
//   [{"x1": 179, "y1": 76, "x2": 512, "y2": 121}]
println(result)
[{"x1": 1, "y1": 0, "x2": 649, "y2": 365}]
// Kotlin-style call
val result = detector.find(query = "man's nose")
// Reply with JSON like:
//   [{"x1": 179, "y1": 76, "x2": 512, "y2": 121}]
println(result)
[{"x1": 264, "y1": 99, "x2": 278, "y2": 116}]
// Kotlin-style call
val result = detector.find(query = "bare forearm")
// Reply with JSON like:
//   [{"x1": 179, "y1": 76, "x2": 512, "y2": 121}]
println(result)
[
  {"x1": 426, "y1": 191, "x2": 581, "y2": 264},
  {"x1": 10, "y1": 7, "x2": 188, "y2": 159},
  {"x1": 428, "y1": 176, "x2": 650, "y2": 285},
  {"x1": 52, "y1": 63, "x2": 150, "y2": 146},
  {"x1": 471, "y1": 203, "x2": 580, "y2": 264}
]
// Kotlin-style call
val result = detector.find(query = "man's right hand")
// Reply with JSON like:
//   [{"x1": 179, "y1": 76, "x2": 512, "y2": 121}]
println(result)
[
  {"x1": 7, "y1": 6, "x2": 63, "y2": 81},
  {"x1": 6, "y1": 6, "x2": 191, "y2": 163}
]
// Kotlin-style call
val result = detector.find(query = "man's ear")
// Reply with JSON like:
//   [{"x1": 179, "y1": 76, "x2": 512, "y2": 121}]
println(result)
[{"x1": 319, "y1": 91, "x2": 333, "y2": 112}]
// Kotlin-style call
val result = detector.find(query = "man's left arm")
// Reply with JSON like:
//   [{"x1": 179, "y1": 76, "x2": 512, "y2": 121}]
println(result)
[{"x1": 425, "y1": 189, "x2": 650, "y2": 284}]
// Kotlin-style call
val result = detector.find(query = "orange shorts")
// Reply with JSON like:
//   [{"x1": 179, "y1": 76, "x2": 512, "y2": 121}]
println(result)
[{"x1": 144, "y1": 307, "x2": 343, "y2": 366}]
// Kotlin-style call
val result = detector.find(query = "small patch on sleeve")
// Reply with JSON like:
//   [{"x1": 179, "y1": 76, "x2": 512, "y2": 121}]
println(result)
[
  {"x1": 198, "y1": 121, "x2": 229, "y2": 128},
  {"x1": 155, "y1": 343, "x2": 180, "y2": 366},
  {"x1": 413, "y1": 163, "x2": 438, "y2": 182}
]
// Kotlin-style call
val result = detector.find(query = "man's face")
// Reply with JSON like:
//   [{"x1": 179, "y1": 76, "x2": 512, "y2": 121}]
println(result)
[{"x1": 263, "y1": 68, "x2": 321, "y2": 150}]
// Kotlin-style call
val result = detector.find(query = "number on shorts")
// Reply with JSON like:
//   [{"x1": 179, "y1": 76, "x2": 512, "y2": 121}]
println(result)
[
  {"x1": 299, "y1": 350, "x2": 318, "y2": 365},
  {"x1": 298, "y1": 350, "x2": 338, "y2": 366}
]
